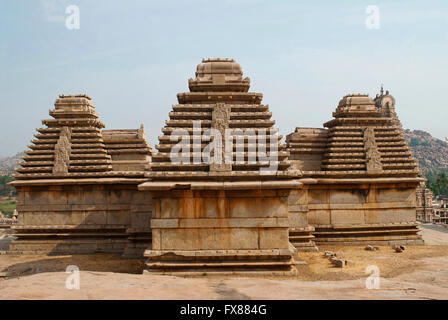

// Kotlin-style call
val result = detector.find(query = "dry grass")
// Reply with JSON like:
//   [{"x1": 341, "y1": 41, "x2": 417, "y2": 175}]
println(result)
[
  {"x1": 296, "y1": 245, "x2": 448, "y2": 281},
  {"x1": 2, "y1": 245, "x2": 446, "y2": 282}
]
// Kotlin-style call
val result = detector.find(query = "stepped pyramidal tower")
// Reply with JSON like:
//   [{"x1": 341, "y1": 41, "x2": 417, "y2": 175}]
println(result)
[
  {"x1": 139, "y1": 58, "x2": 313, "y2": 275},
  {"x1": 17, "y1": 95, "x2": 113, "y2": 178},
  {"x1": 10, "y1": 95, "x2": 153, "y2": 255},
  {"x1": 286, "y1": 90, "x2": 424, "y2": 245},
  {"x1": 8, "y1": 59, "x2": 424, "y2": 274},
  {"x1": 147, "y1": 58, "x2": 292, "y2": 180}
]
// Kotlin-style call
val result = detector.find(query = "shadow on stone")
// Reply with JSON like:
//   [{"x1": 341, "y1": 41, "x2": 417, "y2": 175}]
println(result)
[{"x1": 1, "y1": 254, "x2": 145, "y2": 279}]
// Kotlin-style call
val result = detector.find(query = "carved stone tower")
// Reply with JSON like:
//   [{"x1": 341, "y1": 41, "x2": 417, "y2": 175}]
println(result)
[
  {"x1": 286, "y1": 92, "x2": 424, "y2": 245},
  {"x1": 140, "y1": 58, "x2": 306, "y2": 275}
]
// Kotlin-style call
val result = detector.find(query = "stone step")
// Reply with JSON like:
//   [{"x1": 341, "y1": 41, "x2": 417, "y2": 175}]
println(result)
[
  {"x1": 289, "y1": 235, "x2": 316, "y2": 241},
  {"x1": 287, "y1": 142, "x2": 327, "y2": 147},
  {"x1": 146, "y1": 260, "x2": 294, "y2": 269},
  {"x1": 49, "y1": 109, "x2": 98, "y2": 117},
  {"x1": 15, "y1": 232, "x2": 127, "y2": 238},
  {"x1": 382, "y1": 163, "x2": 418, "y2": 169},
  {"x1": 314, "y1": 228, "x2": 420, "y2": 236},
  {"x1": 42, "y1": 119, "x2": 105, "y2": 127},
  {"x1": 70, "y1": 149, "x2": 109, "y2": 155},
  {"x1": 321, "y1": 159, "x2": 366, "y2": 164},
  {"x1": 376, "y1": 141, "x2": 407, "y2": 147},
  {"x1": 155, "y1": 143, "x2": 287, "y2": 153},
  {"x1": 327, "y1": 137, "x2": 364, "y2": 142},
  {"x1": 287, "y1": 147, "x2": 326, "y2": 154},
  {"x1": 69, "y1": 165, "x2": 112, "y2": 172},
  {"x1": 37, "y1": 127, "x2": 102, "y2": 134},
  {"x1": 151, "y1": 151, "x2": 289, "y2": 162},
  {"x1": 379, "y1": 152, "x2": 413, "y2": 157},
  {"x1": 321, "y1": 164, "x2": 366, "y2": 170},
  {"x1": 331, "y1": 125, "x2": 398, "y2": 130},
  {"x1": 25, "y1": 150, "x2": 54, "y2": 155},
  {"x1": 326, "y1": 142, "x2": 365, "y2": 146},
  {"x1": 323, "y1": 152, "x2": 365, "y2": 158},
  {"x1": 149, "y1": 161, "x2": 291, "y2": 170},
  {"x1": 378, "y1": 147, "x2": 410, "y2": 152},
  {"x1": 325, "y1": 147, "x2": 365, "y2": 152},
  {"x1": 28, "y1": 144, "x2": 55, "y2": 150},
  {"x1": 147, "y1": 170, "x2": 295, "y2": 178},
  {"x1": 172, "y1": 104, "x2": 269, "y2": 112},
  {"x1": 161, "y1": 127, "x2": 280, "y2": 134},
  {"x1": 71, "y1": 143, "x2": 106, "y2": 149},
  {"x1": 21, "y1": 155, "x2": 54, "y2": 161},
  {"x1": 16, "y1": 167, "x2": 52, "y2": 173},
  {"x1": 168, "y1": 111, "x2": 273, "y2": 120},
  {"x1": 144, "y1": 269, "x2": 297, "y2": 276},
  {"x1": 325, "y1": 118, "x2": 390, "y2": 127}
]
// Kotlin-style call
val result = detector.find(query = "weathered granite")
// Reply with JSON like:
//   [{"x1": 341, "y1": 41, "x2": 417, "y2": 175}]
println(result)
[
  {"x1": 10, "y1": 95, "x2": 152, "y2": 255},
  {"x1": 140, "y1": 58, "x2": 307, "y2": 275},
  {"x1": 7, "y1": 62, "x2": 425, "y2": 275},
  {"x1": 416, "y1": 181, "x2": 434, "y2": 223},
  {"x1": 286, "y1": 90, "x2": 424, "y2": 245}
]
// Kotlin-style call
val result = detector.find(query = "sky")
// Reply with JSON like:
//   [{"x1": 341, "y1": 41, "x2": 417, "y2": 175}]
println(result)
[{"x1": 0, "y1": 0, "x2": 447, "y2": 156}]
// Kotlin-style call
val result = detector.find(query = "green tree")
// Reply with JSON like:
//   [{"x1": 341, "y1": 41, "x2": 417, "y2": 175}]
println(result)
[
  {"x1": 0, "y1": 175, "x2": 16, "y2": 197},
  {"x1": 426, "y1": 171, "x2": 448, "y2": 196}
]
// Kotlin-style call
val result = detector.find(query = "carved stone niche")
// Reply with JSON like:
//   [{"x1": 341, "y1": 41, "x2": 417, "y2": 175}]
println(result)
[
  {"x1": 210, "y1": 103, "x2": 232, "y2": 172},
  {"x1": 363, "y1": 127, "x2": 382, "y2": 174},
  {"x1": 53, "y1": 126, "x2": 72, "y2": 176}
]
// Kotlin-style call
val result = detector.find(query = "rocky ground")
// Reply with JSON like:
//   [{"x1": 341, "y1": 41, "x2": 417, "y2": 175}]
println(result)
[{"x1": 0, "y1": 224, "x2": 448, "y2": 300}]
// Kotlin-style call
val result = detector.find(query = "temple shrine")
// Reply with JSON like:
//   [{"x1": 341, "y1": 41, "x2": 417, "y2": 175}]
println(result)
[{"x1": 9, "y1": 58, "x2": 424, "y2": 275}]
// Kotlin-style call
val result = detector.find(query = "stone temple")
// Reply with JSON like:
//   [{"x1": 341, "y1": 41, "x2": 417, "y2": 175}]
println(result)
[{"x1": 9, "y1": 58, "x2": 424, "y2": 275}]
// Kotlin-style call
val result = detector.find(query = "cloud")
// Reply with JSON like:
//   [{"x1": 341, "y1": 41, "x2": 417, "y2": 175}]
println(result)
[
  {"x1": 15, "y1": 44, "x2": 152, "y2": 73},
  {"x1": 384, "y1": 9, "x2": 448, "y2": 24},
  {"x1": 41, "y1": 0, "x2": 69, "y2": 23}
]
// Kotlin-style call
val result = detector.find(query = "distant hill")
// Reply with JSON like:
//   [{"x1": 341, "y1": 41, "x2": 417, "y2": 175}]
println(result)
[
  {"x1": 404, "y1": 129, "x2": 448, "y2": 174},
  {"x1": 0, "y1": 152, "x2": 24, "y2": 176}
]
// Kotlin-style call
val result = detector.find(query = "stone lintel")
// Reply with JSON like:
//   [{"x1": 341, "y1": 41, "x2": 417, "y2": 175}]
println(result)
[
  {"x1": 314, "y1": 222, "x2": 419, "y2": 229},
  {"x1": 9, "y1": 177, "x2": 148, "y2": 187},
  {"x1": 18, "y1": 204, "x2": 131, "y2": 212},
  {"x1": 298, "y1": 178, "x2": 318, "y2": 184},
  {"x1": 138, "y1": 180, "x2": 303, "y2": 191},
  {"x1": 308, "y1": 201, "x2": 416, "y2": 210},
  {"x1": 311, "y1": 177, "x2": 424, "y2": 185},
  {"x1": 150, "y1": 217, "x2": 290, "y2": 229},
  {"x1": 144, "y1": 248, "x2": 292, "y2": 258}
]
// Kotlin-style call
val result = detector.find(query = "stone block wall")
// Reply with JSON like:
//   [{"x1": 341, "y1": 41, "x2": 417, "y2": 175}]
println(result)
[
  {"x1": 144, "y1": 188, "x2": 296, "y2": 274},
  {"x1": 288, "y1": 189, "x2": 317, "y2": 251},
  {"x1": 305, "y1": 182, "x2": 423, "y2": 245},
  {"x1": 11, "y1": 184, "x2": 152, "y2": 255},
  {"x1": 150, "y1": 189, "x2": 290, "y2": 251}
]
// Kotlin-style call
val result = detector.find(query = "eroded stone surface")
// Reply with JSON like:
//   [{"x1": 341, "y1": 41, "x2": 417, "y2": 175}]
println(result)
[
  {"x1": 286, "y1": 91, "x2": 424, "y2": 245},
  {"x1": 141, "y1": 59, "x2": 301, "y2": 275},
  {"x1": 8, "y1": 61, "x2": 426, "y2": 276},
  {"x1": 10, "y1": 95, "x2": 153, "y2": 256}
]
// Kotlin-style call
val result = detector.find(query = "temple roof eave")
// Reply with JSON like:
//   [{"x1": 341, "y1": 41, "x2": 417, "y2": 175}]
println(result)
[
  {"x1": 138, "y1": 179, "x2": 304, "y2": 191},
  {"x1": 9, "y1": 176, "x2": 149, "y2": 187}
]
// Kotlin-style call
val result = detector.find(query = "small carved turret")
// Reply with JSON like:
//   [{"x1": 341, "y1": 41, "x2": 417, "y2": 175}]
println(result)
[{"x1": 15, "y1": 94, "x2": 113, "y2": 179}]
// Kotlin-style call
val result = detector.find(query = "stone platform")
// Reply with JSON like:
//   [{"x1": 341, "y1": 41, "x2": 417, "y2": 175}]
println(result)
[
  {"x1": 139, "y1": 185, "x2": 300, "y2": 275},
  {"x1": 7, "y1": 59, "x2": 428, "y2": 277}
]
